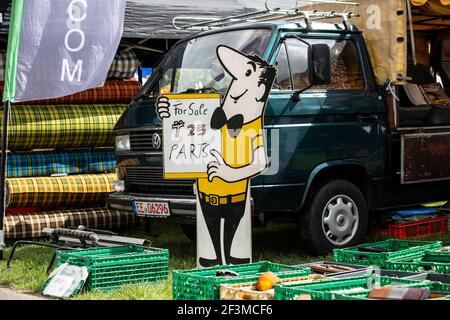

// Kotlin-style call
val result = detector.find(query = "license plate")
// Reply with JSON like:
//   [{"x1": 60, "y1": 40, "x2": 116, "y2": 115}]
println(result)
[{"x1": 133, "y1": 201, "x2": 171, "y2": 218}]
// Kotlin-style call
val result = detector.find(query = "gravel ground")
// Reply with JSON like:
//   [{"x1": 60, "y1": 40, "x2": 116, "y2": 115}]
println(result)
[{"x1": 0, "y1": 286, "x2": 48, "y2": 300}]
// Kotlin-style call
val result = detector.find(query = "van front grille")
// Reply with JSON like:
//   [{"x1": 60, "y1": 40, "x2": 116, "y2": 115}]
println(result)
[
  {"x1": 129, "y1": 129, "x2": 162, "y2": 153},
  {"x1": 125, "y1": 166, "x2": 194, "y2": 195}
]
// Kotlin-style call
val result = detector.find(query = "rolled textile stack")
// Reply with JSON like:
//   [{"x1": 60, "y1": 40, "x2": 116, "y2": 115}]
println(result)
[
  {"x1": 5, "y1": 173, "x2": 116, "y2": 208},
  {"x1": 108, "y1": 50, "x2": 140, "y2": 80},
  {"x1": 6, "y1": 150, "x2": 115, "y2": 178},
  {"x1": 2, "y1": 104, "x2": 125, "y2": 150},
  {"x1": 1, "y1": 49, "x2": 141, "y2": 238},
  {"x1": 4, "y1": 208, "x2": 136, "y2": 239},
  {"x1": 0, "y1": 79, "x2": 140, "y2": 105}
]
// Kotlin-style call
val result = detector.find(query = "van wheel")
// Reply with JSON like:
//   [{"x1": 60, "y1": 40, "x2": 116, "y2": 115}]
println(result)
[
  {"x1": 298, "y1": 179, "x2": 368, "y2": 255},
  {"x1": 181, "y1": 224, "x2": 196, "y2": 242}
]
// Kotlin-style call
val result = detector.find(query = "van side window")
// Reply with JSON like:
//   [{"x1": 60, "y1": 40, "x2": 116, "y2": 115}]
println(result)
[
  {"x1": 311, "y1": 39, "x2": 364, "y2": 91},
  {"x1": 274, "y1": 38, "x2": 365, "y2": 92},
  {"x1": 159, "y1": 68, "x2": 173, "y2": 95},
  {"x1": 284, "y1": 38, "x2": 310, "y2": 91},
  {"x1": 273, "y1": 43, "x2": 292, "y2": 90}
]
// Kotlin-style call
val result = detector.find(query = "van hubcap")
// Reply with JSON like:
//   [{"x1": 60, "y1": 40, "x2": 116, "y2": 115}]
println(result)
[{"x1": 322, "y1": 195, "x2": 359, "y2": 246}]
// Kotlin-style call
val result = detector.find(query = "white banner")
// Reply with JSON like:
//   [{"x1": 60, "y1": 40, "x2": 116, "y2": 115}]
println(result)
[{"x1": 6, "y1": 0, "x2": 126, "y2": 102}]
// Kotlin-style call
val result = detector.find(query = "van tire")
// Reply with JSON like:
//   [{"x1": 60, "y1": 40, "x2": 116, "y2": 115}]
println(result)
[
  {"x1": 298, "y1": 179, "x2": 368, "y2": 255},
  {"x1": 181, "y1": 223, "x2": 196, "y2": 242}
]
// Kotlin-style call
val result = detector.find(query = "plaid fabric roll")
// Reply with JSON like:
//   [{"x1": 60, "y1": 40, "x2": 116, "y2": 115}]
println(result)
[
  {"x1": 6, "y1": 207, "x2": 51, "y2": 215},
  {"x1": 4, "y1": 208, "x2": 136, "y2": 239},
  {"x1": 3, "y1": 104, "x2": 125, "y2": 151},
  {"x1": 108, "y1": 50, "x2": 139, "y2": 79},
  {"x1": 6, "y1": 173, "x2": 116, "y2": 208},
  {"x1": 7, "y1": 150, "x2": 115, "y2": 177},
  {"x1": 0, "y1": 79, "x2": 140, "y2": 105}
]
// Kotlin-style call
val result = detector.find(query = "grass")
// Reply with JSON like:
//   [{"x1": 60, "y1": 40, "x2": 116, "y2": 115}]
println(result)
[{"x1": 0, "y1": 220, "x2": 449, "y2": 300}]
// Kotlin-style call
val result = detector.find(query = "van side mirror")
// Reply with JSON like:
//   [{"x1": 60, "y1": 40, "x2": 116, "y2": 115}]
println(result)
[
  {"x1": 291, "y1": 41, "x2": 331, "y2": 102},
  {"x1": 311, "y1": 44, "x2": 331, "y2": 85}
]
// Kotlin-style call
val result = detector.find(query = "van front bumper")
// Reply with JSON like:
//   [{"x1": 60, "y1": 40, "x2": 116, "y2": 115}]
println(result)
[{"x1": 107, "y1": 192, "x2": 197, "y2": 224}]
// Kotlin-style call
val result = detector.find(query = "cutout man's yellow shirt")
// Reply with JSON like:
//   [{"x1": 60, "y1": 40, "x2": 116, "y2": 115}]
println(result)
[{"x1": 198, "y1": 117, "x2": 264, "y2": 197}]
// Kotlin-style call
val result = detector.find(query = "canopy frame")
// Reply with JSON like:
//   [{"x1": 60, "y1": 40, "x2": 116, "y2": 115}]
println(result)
[{"x1": 172, "y1": 0, "x2": 359, "y2": 31}]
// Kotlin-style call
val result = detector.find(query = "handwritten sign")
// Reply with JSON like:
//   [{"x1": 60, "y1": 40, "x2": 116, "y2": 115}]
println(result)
[{"x1": 162, "y1": 93, "x2": 222, "y2": 179}]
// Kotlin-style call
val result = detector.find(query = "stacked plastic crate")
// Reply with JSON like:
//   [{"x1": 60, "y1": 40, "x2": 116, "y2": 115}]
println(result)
[{"x1": 169, "y1": 242, "x2": 450, "y2": 301}]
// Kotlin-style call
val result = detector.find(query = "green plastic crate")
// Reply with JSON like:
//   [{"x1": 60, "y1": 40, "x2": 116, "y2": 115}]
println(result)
[
  {"x1": 423, "y1": 250, "x2": 450, "y2": 263},
  {"x1": 384, "y1": 249, "x2": 450, "y2": 274},
  {"x1": 332, "y1": 291, "x2": 450, "y2": 300},
  {"x1": 333, "y1": 239, "x2": 442, "y2": 267},
  {"x1": 274, "y1": 274, "x2": 435, "y2": 300},
  {"x1": 172, "y1": 261, "x2": 310, "y2": 300},
  {"x1": 56, "y1": 245, "x2": 169, "y2": 291},
  {"x1": 333, "y1": 274, "x2": 450, "y2": 300}
]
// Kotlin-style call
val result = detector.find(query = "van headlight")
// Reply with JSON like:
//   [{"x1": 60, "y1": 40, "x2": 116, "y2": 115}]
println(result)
[
  {"x1": 115, "y1": 134, "x2": 130, "y2": 151},
  {"x1": 112, "y1": 180, "x2": 125, "y2": 192}
]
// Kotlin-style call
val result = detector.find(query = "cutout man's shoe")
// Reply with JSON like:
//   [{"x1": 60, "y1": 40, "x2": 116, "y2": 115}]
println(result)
[
  {"x1": 226, "y1": 257, "x2": 250, "y2": 265},
  {"x1": 199, "y1": 257, "x2": 221, "y2": 268}
]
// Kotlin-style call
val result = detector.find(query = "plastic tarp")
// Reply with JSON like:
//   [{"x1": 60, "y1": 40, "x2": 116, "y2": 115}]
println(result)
[
  {"x1": 0, "y1": 0, "x2": 277, "y2": 38},
  {"x1": 123, "y1": 0, "x2": 271, "y2": 39},
  {"x1": 412, "y1": 0, "x2": 450, "y2": 30},
  {"x1": 411, "y1": 0, "x2": 450, "y2": 5},
  {"x1": 299, "y1": 0, "x2": 450, "y2": 85},
  {"x1": 294, "y1": 0, "x2": 407, "y2": 86},
  {"x1": 353, "y1": 0, "x2": 407, "y2": 86},
  {"x1": 120, "y1": 0, "x2": 410, "y2": 85}
]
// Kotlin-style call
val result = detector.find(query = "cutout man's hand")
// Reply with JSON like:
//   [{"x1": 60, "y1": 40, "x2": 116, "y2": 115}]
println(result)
[
  {"x1": 207, "y1": 149, "x2": 240, "y2": 183},
  {"x1": 156, "y1": 96, "x2": 171, "y2": 119}
]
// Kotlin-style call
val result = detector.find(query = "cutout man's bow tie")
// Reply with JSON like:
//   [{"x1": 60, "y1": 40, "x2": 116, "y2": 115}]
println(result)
[{"x1": 210, "y1": 107, "x2": 244, "y2": 138}]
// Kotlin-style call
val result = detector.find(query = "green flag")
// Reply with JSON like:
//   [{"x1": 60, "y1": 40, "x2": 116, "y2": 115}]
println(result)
[{"x1": 2, "y1": 0, "x2": 23, "y2": 102}]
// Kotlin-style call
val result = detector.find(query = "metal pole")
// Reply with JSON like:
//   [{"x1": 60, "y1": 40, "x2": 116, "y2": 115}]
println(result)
[
  {"x1": 0, "y1": 100, "x2": 10, "y2": 260},
  {"x1": 406, "y1": 0, "x2": 417, "y2": 66},
  {"x1": 138, "y1": 63, "x2": 143, "y2": 85}
]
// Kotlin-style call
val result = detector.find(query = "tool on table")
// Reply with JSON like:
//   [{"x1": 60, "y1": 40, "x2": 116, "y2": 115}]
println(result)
[
  {"x1": 358, "y1": 246, "x2": 390, "y2": 253},
  {"x1": 310, "y1": 263, "x2": 357, "y2": 274},
  {"x1": 216, "y1": 270, "x2": 240, "y2": 277},
  {"x1": 368, "y1": 287, "x2": 430, "y2": 300}
]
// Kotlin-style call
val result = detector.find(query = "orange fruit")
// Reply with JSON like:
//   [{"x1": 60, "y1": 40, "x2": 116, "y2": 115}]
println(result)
[{"x1": 255, "y1": 272, "x2": 281, "y2": 291}]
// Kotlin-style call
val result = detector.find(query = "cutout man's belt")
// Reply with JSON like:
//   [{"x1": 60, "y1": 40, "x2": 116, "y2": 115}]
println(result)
[{"x1": 199, "y1": 192, "x2": 246, "y2": 206}]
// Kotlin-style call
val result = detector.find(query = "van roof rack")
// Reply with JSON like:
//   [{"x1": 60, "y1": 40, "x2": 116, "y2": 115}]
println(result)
[{"x1": 172, "y1": 0, "x2": 359, "y2": 31}]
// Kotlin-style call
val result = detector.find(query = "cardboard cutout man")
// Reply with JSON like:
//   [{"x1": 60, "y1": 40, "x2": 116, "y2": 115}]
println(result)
[{"x1": 157, "y1": 45, "x2": 277, "y2": 267}]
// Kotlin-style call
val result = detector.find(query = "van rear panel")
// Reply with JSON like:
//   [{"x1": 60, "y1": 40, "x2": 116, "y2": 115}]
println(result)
[{"x1": 401, "y1": 131, "x2": 450, "y2": 184}]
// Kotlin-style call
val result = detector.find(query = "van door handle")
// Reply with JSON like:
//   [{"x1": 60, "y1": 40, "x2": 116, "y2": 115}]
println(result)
[{"x1": 357, "y1": 115, "x2": 378, "y2": 122}]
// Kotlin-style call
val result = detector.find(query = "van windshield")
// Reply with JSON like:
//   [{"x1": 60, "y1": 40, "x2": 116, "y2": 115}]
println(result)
[{"x1": 140, "y1": 28, "x2": 272, "y2": 97}]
